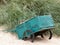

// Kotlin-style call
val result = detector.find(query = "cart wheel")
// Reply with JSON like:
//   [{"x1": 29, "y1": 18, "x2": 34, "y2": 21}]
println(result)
[
  {"x1": 40, "y1": 34, "x2": 44, "y2": 38},
  {"x1": 23, "y1": 30, "x2": 34, "y2": 42},
  {"x1": 43, "y1": 30, "x2": 52, "y2": 39},
  {"x1": 49, "y1": 30, "x2": 52, "y2": 39}
]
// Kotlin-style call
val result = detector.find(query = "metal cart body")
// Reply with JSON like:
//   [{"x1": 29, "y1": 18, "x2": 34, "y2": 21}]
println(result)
[{"x1": 15, "y1": 15, "x2": 54, "y2": 39}]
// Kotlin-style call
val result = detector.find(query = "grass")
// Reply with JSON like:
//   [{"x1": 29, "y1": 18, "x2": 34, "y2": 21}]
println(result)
[{"x1": 53, "y1": 23, "x2": 60, "y2": 36}]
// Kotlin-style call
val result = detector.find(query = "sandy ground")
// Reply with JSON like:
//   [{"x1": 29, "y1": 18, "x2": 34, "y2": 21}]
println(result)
[{"x1": 0, "y1": 26, "x2": 60, "y2": 45}]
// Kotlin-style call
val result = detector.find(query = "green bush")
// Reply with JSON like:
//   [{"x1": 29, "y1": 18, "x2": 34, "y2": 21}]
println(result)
[{"x1": 53, "y1": 23, "x2": 60, "y2": 36}]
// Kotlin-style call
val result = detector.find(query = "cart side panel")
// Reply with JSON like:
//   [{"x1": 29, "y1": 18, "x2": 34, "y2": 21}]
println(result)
[
  {"x1": 29, "y1": 15, "x2": 54, "y2": 33},
  {"x1": 16, "y1": 23, "x2": 27, "y2": 39},
  {"x1": 25, "y1": 17, "x2": 39, "y2": 31},
  {"x1": 37, "y1": 15, "x2": 54, "y2": 30}
]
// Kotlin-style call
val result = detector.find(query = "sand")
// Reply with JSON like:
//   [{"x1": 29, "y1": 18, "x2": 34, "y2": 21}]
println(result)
[{"x1": 0, "y1": 26, "x2": 60, "y2": 45}]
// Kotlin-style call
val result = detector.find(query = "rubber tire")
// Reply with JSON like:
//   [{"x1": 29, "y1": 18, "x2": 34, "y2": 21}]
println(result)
[{"x1": 48, "y1": 30, "x2": 52, "y2": 39}]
